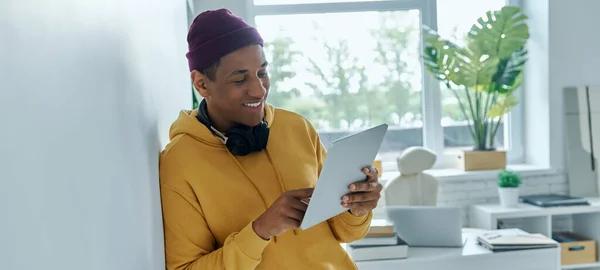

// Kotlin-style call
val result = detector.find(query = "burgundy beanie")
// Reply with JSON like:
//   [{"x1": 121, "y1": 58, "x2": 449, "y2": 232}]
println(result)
[{"x1": 186, "y1": 9, "x2": 264, "y2": 72}]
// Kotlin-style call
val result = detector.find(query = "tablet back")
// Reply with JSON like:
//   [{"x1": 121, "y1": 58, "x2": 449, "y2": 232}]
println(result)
[{"x1": 300, "y1": 123, "x2": 388, "y2": 230}]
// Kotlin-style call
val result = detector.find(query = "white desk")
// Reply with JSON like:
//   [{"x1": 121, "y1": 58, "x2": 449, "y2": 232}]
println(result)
[{"x1": 353, "y1": 230, "x2": 561, "y2": 270}]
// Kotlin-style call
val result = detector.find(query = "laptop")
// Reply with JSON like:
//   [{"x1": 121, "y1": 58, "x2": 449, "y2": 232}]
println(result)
[{"x1": 385, "y1": 206, "x2": 464, "y2": 247}]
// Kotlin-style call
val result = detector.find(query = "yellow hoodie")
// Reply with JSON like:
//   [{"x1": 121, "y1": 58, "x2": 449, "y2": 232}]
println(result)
[{"x1": 159, "y1": 104, "x2": 372, "y2": 270}]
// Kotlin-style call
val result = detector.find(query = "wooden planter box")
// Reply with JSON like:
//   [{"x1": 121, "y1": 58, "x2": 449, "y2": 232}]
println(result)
[
  {"x1": 457, "y1": 150, "x2": 506, "y2": 171},
  {"x1": 372, "y1": 160, "x2": 382, "y2": 177}
]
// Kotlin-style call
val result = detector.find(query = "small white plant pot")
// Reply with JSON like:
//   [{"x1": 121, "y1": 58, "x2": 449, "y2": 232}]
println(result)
[{"x1": 498, "y1": 187, "x2": 519, "y2": 208}]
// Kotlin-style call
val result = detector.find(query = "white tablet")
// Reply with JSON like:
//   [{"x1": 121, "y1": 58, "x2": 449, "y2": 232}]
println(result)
[{"x1": 300, "y1": 123, "x2": 388, "y2": 230}]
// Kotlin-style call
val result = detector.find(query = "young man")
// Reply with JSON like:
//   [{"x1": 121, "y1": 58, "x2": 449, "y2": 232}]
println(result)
[{"x1": 159, "y1": 8, "x2": 383, "y2": 270}]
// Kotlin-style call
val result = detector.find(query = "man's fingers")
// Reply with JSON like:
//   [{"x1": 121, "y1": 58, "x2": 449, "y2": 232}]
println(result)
[
  {"x1": 349, "y1": 181, "x2": 382, "y2": 192},
  {"x1": 284, "y1": 217, "x2": 302, "y2": 229},
  {"x1": 284, "y1": 207, "x2": 306, "y2": 223},
  {"x1": 286, "y1": 188, "x2": 315, "y2": 199},
  {"x1": 342, "y1": 191, "x2": 381, "y2": 204},
  {"x1": 342, "y1": 200, "x2": 379, "y2": 210},
  {"x1": 362, "y1": 166, "x2": 378, "y2": 181},
  {"x1": 287, "y1": 196, "x2": 309, "y2": 212}
]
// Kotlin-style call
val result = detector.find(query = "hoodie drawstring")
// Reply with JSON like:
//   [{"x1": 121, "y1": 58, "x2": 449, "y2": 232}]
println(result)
[
  {"x1": 226, "y1": 151, "x2": 275, "y2": 242},
  {"x1": 227, "y1": 149, "x2": 293, "y2": 243},
  {"x1": 265, "y1": 149, "x2": 298, "y2": 236},
  {"x1": 265, "y1": 149, "x2": 287, "y2": 194}
]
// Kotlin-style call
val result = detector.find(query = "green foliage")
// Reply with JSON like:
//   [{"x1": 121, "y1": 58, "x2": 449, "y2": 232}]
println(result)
[
  {"x1": 304, "y1": 38, "x2": 369, "y2": 127},
  {"x1": 262, "y1": 14, "x2": 421, "y2": 130},
  {"x1": 422, "y1": 6, "x2": 529, "y2": 150},
  {"x1": 370, "y1": 14, "x2": 422, "y2": 125},
  {"x1": 497, "y1": 169, "x2": 522, "y2": 188},
  {"x1": 192, "y1": 83, "x2": 199, "y2": 110},
  {"x1": 263, "y1": 36, "x2": 302, "y2": 108}
]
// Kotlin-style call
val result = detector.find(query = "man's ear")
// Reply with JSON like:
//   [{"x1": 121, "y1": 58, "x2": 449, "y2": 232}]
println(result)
[{"x1": 191, "y1": 70, "x2": 210, "y2": 98}]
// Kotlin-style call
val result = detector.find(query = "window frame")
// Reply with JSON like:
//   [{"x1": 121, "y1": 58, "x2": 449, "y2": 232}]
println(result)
[{"x1": 245, "y1": 0, "x2": 525, "y2": 171}]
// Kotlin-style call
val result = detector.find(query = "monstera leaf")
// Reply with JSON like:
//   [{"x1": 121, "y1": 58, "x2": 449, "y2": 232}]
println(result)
[
  {"x1": 488, "y1": 91, "x2": 519, "y2": 118},
  {"x1": 454, "y1": 47, "x2": 499, "y2": 91},
  {"x1": 423, "y1": 35, "x2": 498, "y2": 90},
  {"x1": 491, "y1": 47, "x2": 527, "y2": 93},
  {"x1": 423, "y1": 36, "x2": 458, "y2": 84},
  {"x1": 468, "y1": 6, "x2": 529, "y2": 59}
]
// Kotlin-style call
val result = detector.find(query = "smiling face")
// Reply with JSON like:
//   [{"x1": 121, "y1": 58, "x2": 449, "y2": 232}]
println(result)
[{"x1": 192, "y1": 44, "x2": 270, "y2": 132}]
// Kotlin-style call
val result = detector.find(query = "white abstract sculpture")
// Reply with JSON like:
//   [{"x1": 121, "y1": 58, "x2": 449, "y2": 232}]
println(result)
[{"x1": 384, "y1": 147, "x2": 439, "y2": 206}]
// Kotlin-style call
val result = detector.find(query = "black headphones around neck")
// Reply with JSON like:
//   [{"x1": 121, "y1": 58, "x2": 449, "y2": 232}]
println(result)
[{"x1": 196, "y1": 99, "x2": 270, "y2": 156}]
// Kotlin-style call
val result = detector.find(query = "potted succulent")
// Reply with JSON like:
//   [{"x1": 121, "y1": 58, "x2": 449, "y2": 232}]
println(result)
[
  {"x1": 422, "y1": 6, "x2": 530, "y2": 171},
  {"x1": 497, "y1": 169, "x2": 522, "y2": 207}
]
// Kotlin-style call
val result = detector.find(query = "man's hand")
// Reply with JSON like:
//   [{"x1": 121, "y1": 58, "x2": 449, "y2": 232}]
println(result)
[
  {"x1": 252, "y1": 188, "x2": 314, "y2": 240},
  {"x1": 341, "y1": 166, "x2": 382, "y2": 217}
]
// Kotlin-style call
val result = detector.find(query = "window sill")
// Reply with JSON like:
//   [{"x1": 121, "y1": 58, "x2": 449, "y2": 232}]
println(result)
[{"x1": 380, "y1": 164, "x2": 559, "y2": 183}]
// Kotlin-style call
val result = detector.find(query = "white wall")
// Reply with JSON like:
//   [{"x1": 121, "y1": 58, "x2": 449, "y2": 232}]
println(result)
[
  {"x1": 523, "y1": 0, "x2": 600, "y2": 172},
  {"x1": 0, "y1": 0, "x2": 190, "y2": 269},
  {"x1": 548, "y1": 0, "x2": 600, "y2": 172},
  {"x1": 522, "y1": 0, "x2": 600, "y2": 193}
]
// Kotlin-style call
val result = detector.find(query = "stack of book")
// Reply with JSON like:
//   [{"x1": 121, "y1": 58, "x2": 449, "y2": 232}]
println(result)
[
  {"x1": 365, "y1": 218, "x2": 395, "y2": 238},
  {"x1": 346, "y1": 219, "x2": 408, "y2": 261},
  {"x1": 520, "y1": 194, "x2": 590, "y2": 207},
  {"x1": 476, "y1": 228, "x2": 558, "y2": 252}
]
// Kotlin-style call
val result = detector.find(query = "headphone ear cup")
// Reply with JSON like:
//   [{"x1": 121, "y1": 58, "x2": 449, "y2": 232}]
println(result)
[
  {"x1": 225, "y1": 125, "x2": 255, "y2": 156},
  {"x1": 252, "y1": 122, "x2": 270, "y2": 151}
]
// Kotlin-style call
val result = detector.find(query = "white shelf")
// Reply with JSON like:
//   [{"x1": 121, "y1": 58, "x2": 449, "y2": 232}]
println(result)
[
  {"x1": 562, "y1": 262, "x2": 600, "y2": 269},
  {"x1": 469, "y1": 197, "x2": 600, "y2": 269},
  {"x1": 471, "y1": 198, "x2": 600, "y2": 219}
]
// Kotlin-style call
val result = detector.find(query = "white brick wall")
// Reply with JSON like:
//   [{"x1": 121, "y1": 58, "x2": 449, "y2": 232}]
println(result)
[{"x1": 375, "y1": 172, "x2": 569, "y2": 227}]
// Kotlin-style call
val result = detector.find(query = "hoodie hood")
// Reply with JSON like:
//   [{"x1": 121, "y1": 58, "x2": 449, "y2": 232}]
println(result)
[{"x1": 169, "y1": 103, "x2": 276, "y2": 147}]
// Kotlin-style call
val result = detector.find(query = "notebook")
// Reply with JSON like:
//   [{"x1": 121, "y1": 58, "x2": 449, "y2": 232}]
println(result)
[{"x1": 476, "y1": 229, "x2": 558, "y2": 252}]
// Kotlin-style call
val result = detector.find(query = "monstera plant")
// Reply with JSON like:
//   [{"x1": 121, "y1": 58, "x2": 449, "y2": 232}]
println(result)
[{"x1": 423, "y1": 6, "x2": 529, "y2": 151}]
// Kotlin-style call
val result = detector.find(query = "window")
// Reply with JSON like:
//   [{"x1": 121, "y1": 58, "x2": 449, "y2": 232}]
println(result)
[
  {"x1": 248, "y1": 0, "x2": 523, "y2": 170},
  {"x1": 436, "y1": 0, "x2": 509, "y2": 151}
]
